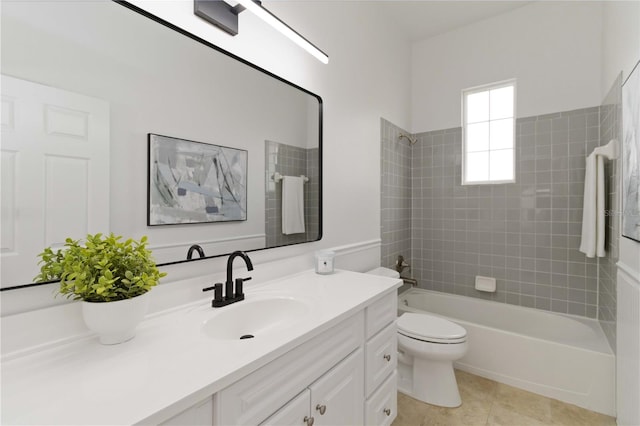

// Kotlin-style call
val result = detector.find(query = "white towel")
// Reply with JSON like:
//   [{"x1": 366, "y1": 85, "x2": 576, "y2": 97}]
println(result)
[
  {"x1": 282, "y1": 176, "x2": 305, "y2": 235},
  {"x1": 579, "y1": 153, "x2": 606, "y2": 257}
]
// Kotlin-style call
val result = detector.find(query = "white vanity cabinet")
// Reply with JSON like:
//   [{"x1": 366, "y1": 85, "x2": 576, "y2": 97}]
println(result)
[
  {"x1": 214, "y1": 311, "x2": 365, "y2": 425},
  {"x1": 1, "y1": 270, "x2": 402, "y2": 426},
  {"x1": 364, "y1": 292, "x2": 398, "y2": 425},
  {"x1": 261, "y1": 348, "x2": 364, "y2": 426},
  {"x1": 212, "y1": 289, "x2": 398, "y2": 426}
]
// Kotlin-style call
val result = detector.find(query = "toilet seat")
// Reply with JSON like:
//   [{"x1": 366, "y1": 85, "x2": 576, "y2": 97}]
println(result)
[{"x1": 397, "y1": 313, "x2": 467, "y2": 344}]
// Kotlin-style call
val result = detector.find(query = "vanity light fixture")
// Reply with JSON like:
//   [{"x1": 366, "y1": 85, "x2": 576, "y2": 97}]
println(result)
[{"x1": 194, "y1": 0, "x2": 329, "y2": 64}]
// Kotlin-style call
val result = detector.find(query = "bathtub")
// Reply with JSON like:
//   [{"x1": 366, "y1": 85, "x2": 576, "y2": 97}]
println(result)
[{"x1": 398, "y1": 288, "x2": 615, "y2": 416}]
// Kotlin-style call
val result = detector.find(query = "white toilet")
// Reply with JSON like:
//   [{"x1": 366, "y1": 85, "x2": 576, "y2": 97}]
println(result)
[
  {"x1": 396, "y1": 312, "x2": 468, "y2": 407},
  {"x1": 365, "y1": 266, "x2": 468, "y2": 408}
]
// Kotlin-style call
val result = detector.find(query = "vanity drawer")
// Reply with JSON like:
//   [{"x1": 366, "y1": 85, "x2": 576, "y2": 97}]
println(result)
[
  {"x1": 366, "y1": 291, "x2": 397, "y2": 339},
  {"x1": 365, "y1": 371, "x2": 397, "y2": 426},
  {"x1": 365, "y1": 321, "x2": 397, "y2": 396},
  {"x1": 215, "y1": 311, "x2": 364, "y2": 426}
]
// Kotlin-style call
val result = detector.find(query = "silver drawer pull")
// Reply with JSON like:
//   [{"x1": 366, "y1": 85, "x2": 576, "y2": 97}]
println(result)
[
  {"x1": 383, "y1": 354, "x2": 391, "y2": 362},
  {"x1": 316, "y1": 404, "x2": 326, "y2": 415},
  {"x1": 383, "y1": 408, "x2": 391, "y2": 416},
  {"x1": 304, "y1": 415, "x2": 314, "y2": 426}
]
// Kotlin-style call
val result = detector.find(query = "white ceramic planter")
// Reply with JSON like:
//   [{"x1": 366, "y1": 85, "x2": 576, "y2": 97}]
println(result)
[{"x1": 82, "y1": 292, "x2": 150, "y2": 345}]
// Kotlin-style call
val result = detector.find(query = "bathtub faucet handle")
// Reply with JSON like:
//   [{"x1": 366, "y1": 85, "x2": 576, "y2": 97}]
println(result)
[{"x1": 395, "y1": 255, "x2": 410, "y2": 273}]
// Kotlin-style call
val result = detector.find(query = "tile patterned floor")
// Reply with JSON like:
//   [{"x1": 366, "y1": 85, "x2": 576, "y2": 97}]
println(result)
[{"x1": 392, "y1": 370, "x2": 616, "y2": 426}]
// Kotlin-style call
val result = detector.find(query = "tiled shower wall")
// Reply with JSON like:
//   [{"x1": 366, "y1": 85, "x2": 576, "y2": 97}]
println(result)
[
  {"x1": 380, "y1": 119, "x2": 412, "y2": 271},
  {"x1": 265, "y1": 141, "x2": 320, "y2": 247},
  {"x1": 598, "y1": 74, "x2": 622, "y2": 351},
  {"x1": 305, "y1": 147, "x2": 320, "y2": 241},
  {"x1": 382, "y1": 106, "x2": 612, "y2": 318}
]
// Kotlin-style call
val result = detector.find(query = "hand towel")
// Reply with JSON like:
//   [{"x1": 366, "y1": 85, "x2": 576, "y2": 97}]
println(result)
[
  {"x1": 282, "y1": 176, "x2": 305, "y2": 235},
  {"x1": 579, "y1": 153, "x2": 606, "y2": 257}
]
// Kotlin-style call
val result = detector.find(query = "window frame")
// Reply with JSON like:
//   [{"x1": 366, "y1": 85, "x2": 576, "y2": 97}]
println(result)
[{"x1": 461, "y1": 79, "x2": 517, "y2": 185}]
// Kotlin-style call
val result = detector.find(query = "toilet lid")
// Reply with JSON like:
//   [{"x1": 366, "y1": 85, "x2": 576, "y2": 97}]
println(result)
[{"x1": 397, "y1": 312, "x2": 467, "y2": 343}]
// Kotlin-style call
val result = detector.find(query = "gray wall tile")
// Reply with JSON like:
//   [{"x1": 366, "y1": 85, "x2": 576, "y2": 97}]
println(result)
[
  {"x1": 598, "y1": 74, "x2": 622, "y2": 353},
  {"x1": 265, "y1": 141, "x2": 319, "y2": 247},
  {"x1": 380, "y1": 119, "x2": 413, "y2": 271},
  {"x1": 381, "y1": 105, "x2": 617, "y2": 321}
]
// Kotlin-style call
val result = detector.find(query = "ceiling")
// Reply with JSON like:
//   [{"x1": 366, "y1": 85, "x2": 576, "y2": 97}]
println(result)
[{"x1": 365, "y1": 1, "x2": 533, "y2": 42}]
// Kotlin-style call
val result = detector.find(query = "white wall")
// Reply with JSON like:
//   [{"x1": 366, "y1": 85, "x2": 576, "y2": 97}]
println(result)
[
  {"x1": 602, "y1": 1, "x2": 640, "y2": 276},
  {"x1": 602, "y1": 2, "x2": 640, "y2": 424},
  {"x1": 112, "y1": 0, "x2": 412, "y2": 262},
  {"x1": 1, "y1": 0, "x2": 411, "y2": 316},
  {"x1": 1, "y1": 1, "x2": 314, "y2": 280},
  {"x1": 411, "y1": 1, "x2": 603, "y2": 133}
]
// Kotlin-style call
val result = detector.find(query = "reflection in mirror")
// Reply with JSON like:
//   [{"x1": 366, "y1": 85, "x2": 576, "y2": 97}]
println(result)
[{"x1": 0, "y1": 0, "x2": 322, "y2": 289}]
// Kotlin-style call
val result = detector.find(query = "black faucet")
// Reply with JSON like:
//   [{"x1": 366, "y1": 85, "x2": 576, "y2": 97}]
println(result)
[
  {"x1": 203, "y1": 250, "x2": 253, "y2": 308},
  {"x1": 187, "y1": 244, "x2": 205, "y2": 260}
]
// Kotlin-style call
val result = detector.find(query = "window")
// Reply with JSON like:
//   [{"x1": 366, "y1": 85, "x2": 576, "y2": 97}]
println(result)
[{"x1": 462, "y1": 80, "x2": 516, "y2": 184}]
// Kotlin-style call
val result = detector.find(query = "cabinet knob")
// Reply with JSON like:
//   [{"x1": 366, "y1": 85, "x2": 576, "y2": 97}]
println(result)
[
  {"x1": 383, "y1": 354, "x2": 391, "y2": 362},
  {"x1": 315, "y1": 404, "x2": 327, "y2": 415},
  {"x1": 304, "y1": 415, "x2": 314, "y2": 426},
  {"x1": 383, "y1": 408, "x2": 391, "y2": 416}
]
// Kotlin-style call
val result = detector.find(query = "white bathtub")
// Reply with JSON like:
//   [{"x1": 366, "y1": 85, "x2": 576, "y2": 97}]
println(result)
[{"x1": 398, "y1": 288, "x2": 615, "y2": 416}]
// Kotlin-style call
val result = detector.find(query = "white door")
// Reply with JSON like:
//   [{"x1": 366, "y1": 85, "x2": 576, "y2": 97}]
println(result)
[
  {"x1": 1, "y1": 75, "x2": 109, "y2": 287},
  {"x1": 310, "y1": 348, "x2": 364, "y2": 426}
]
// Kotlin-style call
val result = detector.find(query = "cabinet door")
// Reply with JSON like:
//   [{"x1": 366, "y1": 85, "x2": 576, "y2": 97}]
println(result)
[
  {"x1": 310, "y1": 348, "x2": 364, "y2": 426},
  {"x1": 261, "y1": 390, "x2": 311, "y2": 426},
  {"x1": 365, "y1": 371, "x2": 397, "y2": 426},
  {"x1": 365, "y1": 322, "x2": 397, "y2": 396}
]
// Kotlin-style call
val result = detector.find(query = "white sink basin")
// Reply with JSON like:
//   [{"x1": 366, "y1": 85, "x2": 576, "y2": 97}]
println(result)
[{"x1": 201, "y1": 297, "x2": 310, "y2": 340}]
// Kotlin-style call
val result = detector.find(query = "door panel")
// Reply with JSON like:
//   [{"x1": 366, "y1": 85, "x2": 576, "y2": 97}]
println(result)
[
  {"x1": 1, "y1": 75, "x2": 109, "y2": 286},
  {"x1": 310, "y1": 348, "x2": 364, "y2": 426}
]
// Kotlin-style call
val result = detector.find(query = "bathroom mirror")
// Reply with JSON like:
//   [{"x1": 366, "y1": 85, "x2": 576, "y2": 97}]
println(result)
[{"x1": 0, "y1": 0, "x2": 322, "y2": 289}]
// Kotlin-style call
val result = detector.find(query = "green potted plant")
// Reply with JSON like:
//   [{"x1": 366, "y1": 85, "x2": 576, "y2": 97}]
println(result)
[{"x1": 35, "y1": 233, "x2": 166, "y2": 344}]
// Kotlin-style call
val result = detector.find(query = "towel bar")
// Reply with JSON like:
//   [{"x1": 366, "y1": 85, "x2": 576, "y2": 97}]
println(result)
[
  {"x1": 592, "y1": 139, "x2": 618, "y2": 159},
  {"x1": 271, "y1": 172, "x2": 309, "y2": 183}
]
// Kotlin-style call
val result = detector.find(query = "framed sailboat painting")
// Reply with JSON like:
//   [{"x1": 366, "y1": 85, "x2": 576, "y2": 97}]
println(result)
[{"x1": 147, "y1": 133, "x2": 247, "y2": 225}]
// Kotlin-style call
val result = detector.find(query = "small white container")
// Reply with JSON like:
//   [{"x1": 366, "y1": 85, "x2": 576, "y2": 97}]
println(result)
[{"x1": 315, "y1": 250, "x2": 335, "y2": 274}]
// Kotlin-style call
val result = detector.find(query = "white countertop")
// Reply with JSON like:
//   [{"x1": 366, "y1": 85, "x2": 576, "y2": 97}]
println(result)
[{"x1": 1, "y1": 269, "x2": 401, "y2": 425}]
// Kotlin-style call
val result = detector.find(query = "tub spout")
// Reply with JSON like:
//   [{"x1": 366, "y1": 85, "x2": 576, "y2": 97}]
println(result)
[{"x1": 401, "y1": 276, "x2": 418, "y2": 287}]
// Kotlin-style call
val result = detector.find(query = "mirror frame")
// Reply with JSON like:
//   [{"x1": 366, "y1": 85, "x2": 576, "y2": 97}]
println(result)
[{"x1": 0, "y1": 0, "x2": 323, "y2": 292}]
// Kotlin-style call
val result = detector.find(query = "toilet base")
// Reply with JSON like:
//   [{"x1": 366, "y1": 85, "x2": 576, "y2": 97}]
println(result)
[
  {"x1": 414, "y1": 357, "x2": 462, "y2": 407},
  {"x1": 398, "y1": 357, "x2": 462, "y2": 408},
  {"x1": 397, "y1": 361, "x2": 413, "y2": 395}
]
